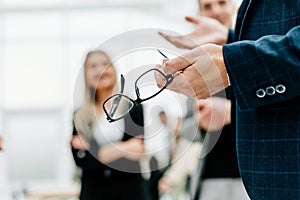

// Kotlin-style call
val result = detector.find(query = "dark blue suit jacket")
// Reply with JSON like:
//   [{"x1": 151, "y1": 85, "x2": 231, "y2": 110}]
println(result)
[{"x1": 223, "y1": 0, "x2": 300, "y2": 199}]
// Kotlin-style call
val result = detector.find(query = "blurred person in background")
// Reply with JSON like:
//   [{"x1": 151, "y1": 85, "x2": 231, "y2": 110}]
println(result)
[
  {"x1": 157, "y1": 98, "x2": 201, "y2": 200},
  {"x1": 159, "y1": 0, "x2": 250, "y2": 199},
  {"x1": 147, "y1": 110, "x2": 181, "y2": 200},
  {"x1": 158, "y1": 123, "x2": 202, "y2": 200},
  {"x1": 194, "y1": 97, "x2": 249, "y2": 200},
  {"x1": 70, "y1": 50, "x2": 148, "y2": 200}
]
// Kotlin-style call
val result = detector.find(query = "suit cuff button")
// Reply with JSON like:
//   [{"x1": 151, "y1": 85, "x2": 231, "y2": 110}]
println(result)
[
  {"x1": 256, "y1": 88, "x2": 266, "y2": 98},
  {"x1": 104, "y1": 169, "x2": 111, "y2": 178},
  {"x1": 275, "y1": 84, "x2": 286, "y2": 94},
  {"x1": 77, "y1": 150, "x2": 86, "y2": 158},
  {"x1": 266, "y1": 86, "x2": 275, "y2": 96}
]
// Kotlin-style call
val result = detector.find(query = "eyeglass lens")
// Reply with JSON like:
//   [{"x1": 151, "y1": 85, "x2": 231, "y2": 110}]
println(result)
[
  {"x1": 104, "y1": 95, "x2": 135, "y2": 120},
  {"x1": 136, "y1": 69, "x2": 167, "y2": 100}
]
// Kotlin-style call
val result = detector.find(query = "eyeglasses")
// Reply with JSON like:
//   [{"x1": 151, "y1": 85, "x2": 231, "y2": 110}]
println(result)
[{"x1": 103, "y1": 50, "x2": 180, "y2": 122}]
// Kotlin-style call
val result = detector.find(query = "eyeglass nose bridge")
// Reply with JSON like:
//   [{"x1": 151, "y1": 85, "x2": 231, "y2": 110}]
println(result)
[
  {"x1": 165, "y1": 75, "x2": 174, "y2": 87},
  {"x1": 165, "y1": 71, "x2": 181, "y2": 85}
]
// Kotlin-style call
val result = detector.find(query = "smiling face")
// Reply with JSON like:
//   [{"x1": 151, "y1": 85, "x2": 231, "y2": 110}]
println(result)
[
  {"x1": 84, "y1": 51, "x2": 116, "y2": 92},
  {"x1": 199, "y1": 0, "x2": 235, "y2": 28}
]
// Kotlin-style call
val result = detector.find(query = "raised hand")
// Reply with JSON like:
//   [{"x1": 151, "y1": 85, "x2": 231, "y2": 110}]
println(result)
[{"x1": 159, "y1": 16, "x2": 228, "y2": 49}]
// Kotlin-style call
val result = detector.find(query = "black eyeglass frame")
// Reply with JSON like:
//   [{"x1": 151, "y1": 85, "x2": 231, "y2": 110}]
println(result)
[{"x1": 103, "y1": 68, "x2": 178, "y2": 122}]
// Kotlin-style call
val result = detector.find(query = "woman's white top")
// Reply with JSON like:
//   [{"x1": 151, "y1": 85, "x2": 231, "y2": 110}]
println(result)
[{"x1": 93, "y1": 115, "x2": 125, "y2": 146}]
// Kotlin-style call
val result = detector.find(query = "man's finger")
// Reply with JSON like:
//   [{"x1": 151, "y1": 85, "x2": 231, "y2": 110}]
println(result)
[
  {"x1": 164, "y1": 67, "x2": 199, "y2": 98},
  {"x1": 164, "y1": 52, "x2": 195, "y2": 72},
  {"x1": 185, "y1": 16, "x2": 200, "y2": 25},
  {"x1": 158, "y1": 32, "x2": 183, "y2": 46},
  {"x1": 158, "y1": 32, "x2": 174, "y2": 43}
]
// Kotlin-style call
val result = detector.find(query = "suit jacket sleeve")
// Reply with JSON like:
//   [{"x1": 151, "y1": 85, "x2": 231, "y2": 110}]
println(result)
[
  {"x1": 227, "y1": 29, "x2": 235, "y2": 44},
  {"x1": 223, "y1": 25, "x2": 300, "y2": 110}
]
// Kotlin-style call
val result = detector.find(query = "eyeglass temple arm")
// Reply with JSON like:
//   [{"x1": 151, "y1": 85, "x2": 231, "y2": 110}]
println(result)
[
  {"x1": 109, "y1": 74, "x2": 125, "y2": 117},
  {"x1": 157, "y1": 49, "x2": 182, "y2": 82},
  {"x1": 120, "y1": 74, "x2": 125, "y2": 93},
  {"x1": 157, "y1": 49, "x2": 169, "y2": 60}
]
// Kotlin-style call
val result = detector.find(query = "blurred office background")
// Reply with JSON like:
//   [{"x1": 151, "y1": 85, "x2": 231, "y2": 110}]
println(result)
[
  {"x1": 0, "y1": 0, "x2": 240, "y2": 199},
  {"x1": 0, "y1": 0, "x2": 198, "y2": 199}
]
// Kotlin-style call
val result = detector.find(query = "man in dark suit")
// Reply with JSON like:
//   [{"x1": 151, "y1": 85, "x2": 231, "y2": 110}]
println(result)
[{"x1": 156, "y1": 0, "x2": 300, "y2": 199}]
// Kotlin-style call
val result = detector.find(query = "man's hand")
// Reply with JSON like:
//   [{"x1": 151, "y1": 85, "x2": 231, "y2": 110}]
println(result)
[
  {"x1": 195, "y1": 97, "x2": 231, "y2": 132},
  {"x1": 159, "y1": 16, "x2": 228, "y2": 49},
  {"x1": 156, "y1": 44, "x2": 230, "y2": 99}
]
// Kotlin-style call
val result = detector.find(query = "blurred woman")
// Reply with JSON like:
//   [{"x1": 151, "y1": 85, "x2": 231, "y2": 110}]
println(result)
[{"x1": 71, "y1": 50, "x2": 147, "y2": 200}]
